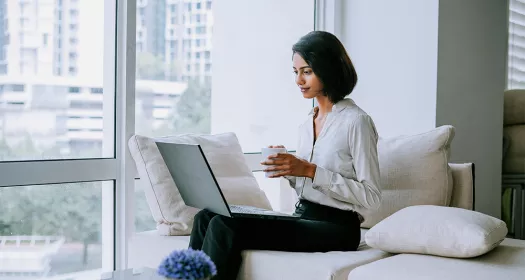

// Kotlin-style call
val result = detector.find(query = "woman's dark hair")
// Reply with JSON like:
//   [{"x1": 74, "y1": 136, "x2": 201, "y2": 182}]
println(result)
[{"x1": 292, "y1": 31, "x2": 357, "y2": 104}]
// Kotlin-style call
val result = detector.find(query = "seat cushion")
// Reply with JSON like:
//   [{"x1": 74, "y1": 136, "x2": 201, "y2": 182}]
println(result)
[
  {"x1": 128, "y1": 132, "x2": 272, "y2": 235},
  {"x1": 238, "y1": 243, "x2": 391, "y2": 280},
  {"x1": 128, "y1": 229, "x2": 393, "y2": 280},
  {"x1": 348, "y1": 238, "x2": 525, "y2": 280},
  {"x1": 361, "y1": 125, "x2": 455, "y2": 228},
  {"x1": 128, "y1": 231, "x2": 191, "y2": 269}
]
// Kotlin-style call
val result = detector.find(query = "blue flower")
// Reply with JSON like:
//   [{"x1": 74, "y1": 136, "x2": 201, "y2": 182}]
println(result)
[{"x1": 157, "y1": 249, "x2": 217, "y2": 279}]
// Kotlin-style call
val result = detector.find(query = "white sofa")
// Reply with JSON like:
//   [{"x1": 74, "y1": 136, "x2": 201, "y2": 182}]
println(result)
[
  {"x1": 127, "y1": 128, "x2": 525, "y2": 280},
  {"x1": 129, "y1": 163, "x2": 525, "y2": 280}
]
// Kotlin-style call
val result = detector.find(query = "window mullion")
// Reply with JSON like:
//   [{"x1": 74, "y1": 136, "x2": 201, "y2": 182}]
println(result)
[
  {"x1": 114, "y1": 0, "x2": 137, "y2": 271},
  {"x1": 0, "y1": 159, "x2": 118, "y2": 187}
]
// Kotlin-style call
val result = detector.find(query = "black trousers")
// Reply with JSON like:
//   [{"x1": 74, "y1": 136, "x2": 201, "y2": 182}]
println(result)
[{"x1": 189, "y1": 200, "x2": 362, "y2": 280}]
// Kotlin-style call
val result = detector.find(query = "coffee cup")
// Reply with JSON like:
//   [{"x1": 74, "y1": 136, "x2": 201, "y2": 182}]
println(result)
[{"x1": 261, "y1": 147, "x2": 287, "y2": 178}]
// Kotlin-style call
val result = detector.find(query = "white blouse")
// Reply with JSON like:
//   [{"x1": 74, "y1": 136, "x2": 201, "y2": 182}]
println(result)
[{"x1": 286, "y1": 98, "x2": 382, "y2": 219}]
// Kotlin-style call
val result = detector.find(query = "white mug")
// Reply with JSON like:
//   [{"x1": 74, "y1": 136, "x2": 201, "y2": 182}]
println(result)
[{"x1": 261, "y1": 147, "x2": 287, "y2": 178}]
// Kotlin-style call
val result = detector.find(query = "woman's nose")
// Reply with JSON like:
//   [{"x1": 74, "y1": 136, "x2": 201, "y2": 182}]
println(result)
[{"x1": 295, "y1": 75, "x2": 304, "y2": 85}]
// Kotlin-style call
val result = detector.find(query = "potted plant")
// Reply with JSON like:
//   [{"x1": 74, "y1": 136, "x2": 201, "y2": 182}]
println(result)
[{"x1": 157, "y1": 248, "x2": 217, "y2": 280}]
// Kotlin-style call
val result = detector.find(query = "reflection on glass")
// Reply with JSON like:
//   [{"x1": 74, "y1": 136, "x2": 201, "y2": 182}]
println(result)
[{"x1": 0, "y1": 181, "x2": 112, "y2": 279}]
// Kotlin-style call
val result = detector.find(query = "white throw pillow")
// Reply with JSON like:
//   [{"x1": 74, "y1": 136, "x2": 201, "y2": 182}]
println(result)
[
  {"x1": 365, "y1": 205, "x2": 508, "y2": 258},
  {"x1": 360, "y1": 125, "x2": 455, "y2": 228},
  {"x1": 128, "y1": 132, "x2": 272, "y2": 236}
]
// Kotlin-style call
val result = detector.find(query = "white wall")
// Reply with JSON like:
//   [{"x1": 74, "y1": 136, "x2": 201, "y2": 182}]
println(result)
[
  {"x1": 340, "y1": 0, "x2": 508, "y2": 218},
  {"x1": 436, "y1": 0, "x2": 507, "y2": 218},
  {"x1": 212, "y1": 0, "x2": 314, "y2": 153},
  {"x1": 342, "y1": 0, "x2": 439, "y2": 138}
]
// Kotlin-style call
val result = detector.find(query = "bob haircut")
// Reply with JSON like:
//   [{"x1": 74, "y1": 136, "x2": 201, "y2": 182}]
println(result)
[{"x1": 292, "y1": 31, "x2": 358, "y2": 104}]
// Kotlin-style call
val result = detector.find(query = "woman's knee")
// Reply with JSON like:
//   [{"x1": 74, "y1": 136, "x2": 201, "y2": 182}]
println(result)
[
  {"x1": 208, "y1": 215, "x2": 237, "y2": 233},
  {"x1": 194, "y1": 209, "x2": 214, "y2": 221}
]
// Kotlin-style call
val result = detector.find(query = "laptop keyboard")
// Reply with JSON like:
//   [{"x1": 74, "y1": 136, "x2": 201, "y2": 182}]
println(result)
[
  {"x1": 230, "y1": 205, "x2": 292, "y2": 216},
  {"x1": 230, "y1": 205, "x2": 269, "y2": 214}
]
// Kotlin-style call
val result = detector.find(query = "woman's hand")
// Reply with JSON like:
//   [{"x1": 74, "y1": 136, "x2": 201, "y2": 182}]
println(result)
[{"x1": 261, "y1": 151, "x2": 316, "y2": 179}]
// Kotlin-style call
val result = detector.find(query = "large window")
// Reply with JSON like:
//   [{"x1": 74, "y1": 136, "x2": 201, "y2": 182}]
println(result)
[
  {"x1": 2, "y1": 0, "x2": 320, "y2": 276},
  {"x1": 0, "y1": 0, "x2": 114, "y2": 161},
  {"x1": 0, "y1": 0, "x2": 117, "y2": 279},
  {"x1": 133, "y1": 0, "x2": 314, "y2": 145}
]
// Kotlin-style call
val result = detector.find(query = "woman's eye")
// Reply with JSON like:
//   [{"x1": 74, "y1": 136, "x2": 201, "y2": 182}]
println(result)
[{"x1": 304, "y1": 71, "x2": 311, "y2": 74}]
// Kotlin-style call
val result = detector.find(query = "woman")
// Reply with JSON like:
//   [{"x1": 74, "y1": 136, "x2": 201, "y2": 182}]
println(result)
[{"x1": 189, "y1": 31, "x2": 382, "y2": 280}]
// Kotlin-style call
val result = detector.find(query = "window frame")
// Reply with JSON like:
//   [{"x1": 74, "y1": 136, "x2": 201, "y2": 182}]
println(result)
[{"x1": 0, "y1": 0, "x2": 121, "y2": 273}]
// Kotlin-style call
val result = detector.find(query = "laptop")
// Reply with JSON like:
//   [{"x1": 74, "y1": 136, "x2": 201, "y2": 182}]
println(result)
[{"x1": 155, "y1": 142, "x2": 299, "y2": 220}]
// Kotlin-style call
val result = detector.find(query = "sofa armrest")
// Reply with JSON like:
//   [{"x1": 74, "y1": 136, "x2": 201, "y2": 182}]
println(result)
[{"x1": 449, "y1": 163, "x2": 475, "y2": 210}]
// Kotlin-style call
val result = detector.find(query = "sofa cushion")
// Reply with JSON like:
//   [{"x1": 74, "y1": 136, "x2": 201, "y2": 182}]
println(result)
[
  {"x1": 365, "y1": 205, "x2": 508, "y2": 258},
  {"x1": 128, "y1": 229, "x2": 393, "y2": 280},
  {"x1": 238, "y1": 247, "x2": 390, "y2": 280},
  {"x1": 348, "y1": 238, "x2": 525, "y2": 280},
  {"x1": 128, "y1": 231, "x2": 191, "y2": 270},
  {"x1": 128, "y1": 132, "x2": 272, "y2": 235},
  {"x1": 361, "y1": 125, "x2": 455, "y2": 228}
]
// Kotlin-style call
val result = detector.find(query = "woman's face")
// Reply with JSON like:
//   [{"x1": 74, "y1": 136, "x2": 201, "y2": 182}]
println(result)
[{"x1": 293, "y1": 53, "x2": 323, "y2": 99}]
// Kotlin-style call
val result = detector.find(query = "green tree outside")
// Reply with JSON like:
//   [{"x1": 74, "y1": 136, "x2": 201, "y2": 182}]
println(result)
[
  {"x1": 136, "y1": 52, "x2": 165, "y2": 80},
  {"x1": 167, "y1": 79, "x2": 212, "y2": 134},
  {"x1": 0, "y1": 136, "x2": 103, "y2": 265}
]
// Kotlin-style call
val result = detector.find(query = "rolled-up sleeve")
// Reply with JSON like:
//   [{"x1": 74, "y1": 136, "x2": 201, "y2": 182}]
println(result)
[{"x1": 311, "y1": 115, "x2": 382, "y2": 210}]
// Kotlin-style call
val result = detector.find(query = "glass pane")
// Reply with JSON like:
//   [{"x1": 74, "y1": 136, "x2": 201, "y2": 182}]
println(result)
[
  {"x1": 0, "y1": 0, "x2": 115, "y2": 161},
  {"x1": 0, "y1": 181, "x2": 114, "y2": 279},
  {"x1": 134, "y1": 179, "x2": 156, "y2": 233},
  {"x1": 134, "y1": 0, "x2": 315, "y2": 153},
  {"x1": 135, "y1": 0, "x2": 211, "y2": 137}
]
